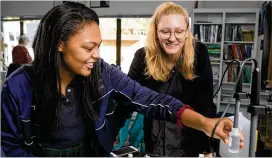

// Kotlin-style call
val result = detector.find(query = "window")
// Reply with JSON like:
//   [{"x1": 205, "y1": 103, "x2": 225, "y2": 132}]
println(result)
[
  {"x1": 120, "y1": 18, "x2": 151, "y2": 73},
  {"x1": 2, "y1": 21, "x2": 20, "y2": 65},
  {"x1": 23, "y1": 20, "x2": 40, "y2": 59},
  {"x1": 99, "y1": 18, "x2": 117, "y2": 65}
]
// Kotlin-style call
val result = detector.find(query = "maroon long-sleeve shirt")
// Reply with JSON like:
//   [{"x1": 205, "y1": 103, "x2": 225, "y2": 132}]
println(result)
[{"x1": 12, "y1": 45, "x2": 32, "y2": 64}]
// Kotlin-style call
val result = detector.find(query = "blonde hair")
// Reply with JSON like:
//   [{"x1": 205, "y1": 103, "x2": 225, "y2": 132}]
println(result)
[{"x1": 145, "y1": 2, "x2": 195, "y2": 81}]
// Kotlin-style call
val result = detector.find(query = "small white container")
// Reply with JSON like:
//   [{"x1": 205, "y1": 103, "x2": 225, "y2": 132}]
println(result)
[
  {"x1": 228, "y1": 128, "x2": 240, "y2": 153},
  {"x1": 219, "y1": 112, "x2": 250, "y2": 157}
]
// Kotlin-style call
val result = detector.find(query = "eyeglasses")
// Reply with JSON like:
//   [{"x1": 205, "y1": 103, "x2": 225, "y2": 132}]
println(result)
[{"x1": 158, "y1": 29, "x2": 187, "y2": 40}]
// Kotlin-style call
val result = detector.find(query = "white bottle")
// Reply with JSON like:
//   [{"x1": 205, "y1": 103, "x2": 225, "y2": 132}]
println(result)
[
  {"x1": 219, "y1": 112, "x2": 250, "y2": 157},
  {"x1": 228, "y1": 128, "x2": 240, "y2": 153}
]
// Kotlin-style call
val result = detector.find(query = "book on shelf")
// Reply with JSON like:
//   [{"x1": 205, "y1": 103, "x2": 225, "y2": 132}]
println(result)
[
  {"x1": 222, "y1": 64, "x2": 252, "y2": 84},
  {"x1": 212, "y1": 66, "x2": 220, "y2": 79},
  {"x1": 210, "y1": 57, "x2": 221, "y2": 67},
  {"x1": 225, "y1": 24, "x2": 255, "y2": 42},
  {"x1": 194, "y1": 24, "x2": 222, "y2": 43},
  {"x1": 209, "y1": 57, "x2": 220, "y2": 61},
  {"x1": 223, "y1": 44, "x2": 252, "y2": 60},
  {"x1": 207, "y1": 44, "x2": 221, "y2": 54},
  {"x1": 195, "y1": 21, "x2": 214, "y2": 24}
]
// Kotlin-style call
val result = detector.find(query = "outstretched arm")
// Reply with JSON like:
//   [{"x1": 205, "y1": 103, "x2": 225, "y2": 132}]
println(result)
[
  {"x1": 181, "y1": 109, "x2": 244, "y2": 148},
  {"x1": 103, "y1": 59, "x2": 244, "y2": 148}
]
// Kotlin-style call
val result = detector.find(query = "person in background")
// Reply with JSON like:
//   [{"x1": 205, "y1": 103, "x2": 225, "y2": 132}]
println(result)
[
  {"x1": 0, "y1": 32, "x2": 7, "y2": 66},
  {"x1": 6, "y1": 35, "x2": 32, "y2": 77},
  {"x1": 0, "y1": 32, "x2": 4, "y2": 56},
  {"x1": 0, "y1": 32, "x2": 7, "y2": 90},
  {"x1": 1, "y1": 2, "x2": 244, "y2": 157},
  {"x1": 128, "y1": 2, "x2": 217, "y2": 157},
  {"x1": 0, "y1": 32, "x2": 6, "y2": 65}
]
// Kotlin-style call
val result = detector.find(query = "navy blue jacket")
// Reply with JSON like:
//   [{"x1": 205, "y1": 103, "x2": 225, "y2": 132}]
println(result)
[{"x1": 1, "y1": 59, "x2": 184, "y2": 156}]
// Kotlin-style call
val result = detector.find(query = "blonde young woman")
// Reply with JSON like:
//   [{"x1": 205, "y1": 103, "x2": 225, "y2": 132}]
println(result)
[{"x1": 128, "y1": 2, "x2": 217, "y2": 156}]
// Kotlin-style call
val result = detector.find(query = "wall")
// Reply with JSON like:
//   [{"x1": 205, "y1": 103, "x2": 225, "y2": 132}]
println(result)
[
  {"x1": 91, "y1": 1, "x2": 195, "y2": 16},
  {"x1": 1, "y1": 1, "x2": 262, "y2": 17},
  {"x1": 200, "y1": 1, "x2": 262, "y2": 9},
  {"x1": 1, "y1": 1, "x2": 54, "y2": 17}
]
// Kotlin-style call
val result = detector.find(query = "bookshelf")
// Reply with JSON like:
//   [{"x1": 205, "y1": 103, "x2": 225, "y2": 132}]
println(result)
[{"x1": 192, "y1": 8, "x2": 259, "y2": 113}]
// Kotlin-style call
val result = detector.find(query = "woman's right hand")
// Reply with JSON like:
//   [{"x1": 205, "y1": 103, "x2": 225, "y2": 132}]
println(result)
[{"x1": 202, "y1": 117, "x2": 245, "y2": 149}]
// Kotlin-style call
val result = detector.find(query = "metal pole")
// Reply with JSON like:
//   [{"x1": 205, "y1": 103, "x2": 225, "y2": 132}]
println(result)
[{"x1": 249, "y1": 114, "x2": 258, "y2": 157}]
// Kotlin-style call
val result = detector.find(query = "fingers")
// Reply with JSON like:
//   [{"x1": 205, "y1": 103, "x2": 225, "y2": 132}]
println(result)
[
  {"x1": 218, "y1": 118, "x2": 245, "y2": 149},
  {"x1": 224, "y1": 137, "x2": 229, "y2": 145},
  {"x1": 217, "y1": 128, "x2": 229, "y2": 144},
  {"x1": 240, "y1": 142, "x2": 245, "y2": 149},
  {"x1": 239, "y1": 128, "x2": 245, "y2": 149},
  {"x1": 239, "y1": 128, "x2": 244, "y2": 142},
  {"x1": 223, "y1": 118, "x2": 233, "y2": 130},
  {"x1": 219, "y1": 118, "x2": 232, "y2": 144}
]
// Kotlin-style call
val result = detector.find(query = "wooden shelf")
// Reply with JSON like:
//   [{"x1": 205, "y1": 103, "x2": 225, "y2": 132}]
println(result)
[
  {"x1": 203, "y1": 42, "x2": 221, "y2": 44},
  {"x1": 223, "y1": 60, "x2": 253, "y2": 64},
  {"x1": 225, "y1": 22, "x2": 255, "y2": 25},
  {"x1": 224, "y1": 41, "x2": 254, "y2": 44},
  {"x1": 220, "y1": 100, "x2": 250, "y2": 106},
  {"x1": 194, "y1": 23, "x2": 222, "y2": 25},
  {"x1": 192, "y1": 8, "x2": 259, "y2": 111},
  {"x1": 222, "y1": 82, "x2": 251, "y2": 86}
]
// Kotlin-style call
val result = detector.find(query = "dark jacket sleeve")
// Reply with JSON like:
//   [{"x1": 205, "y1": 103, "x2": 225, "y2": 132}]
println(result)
[
  {"x1": 194, "y1": 42, "x2": 216, "y2": 117},
  {"x1": 1, "y1": 82, "x2": 36, "y2": 157},
  {"x1": 186, "y1": 42, "x2": 217, "y2": 154},
  {"x1": 24, "y1": 49, "x2": 32, "y2": 63},
  {"x1": 127, "y1": 47, "x2": 146, "y2": 82},
  {"x1": 103, "y1": 59, "x2": 185, "y2": 123}
]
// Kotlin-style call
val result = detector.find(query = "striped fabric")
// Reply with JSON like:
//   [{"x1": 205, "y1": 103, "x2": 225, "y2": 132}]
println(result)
[{"x1": 42, "y1": 144, "x2": 84, "y2": 157}]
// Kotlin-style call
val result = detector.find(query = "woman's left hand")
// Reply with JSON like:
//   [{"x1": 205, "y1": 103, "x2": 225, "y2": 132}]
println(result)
[{"x1": 202, "y1": 117, "x2": 245, "y2": 149}]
